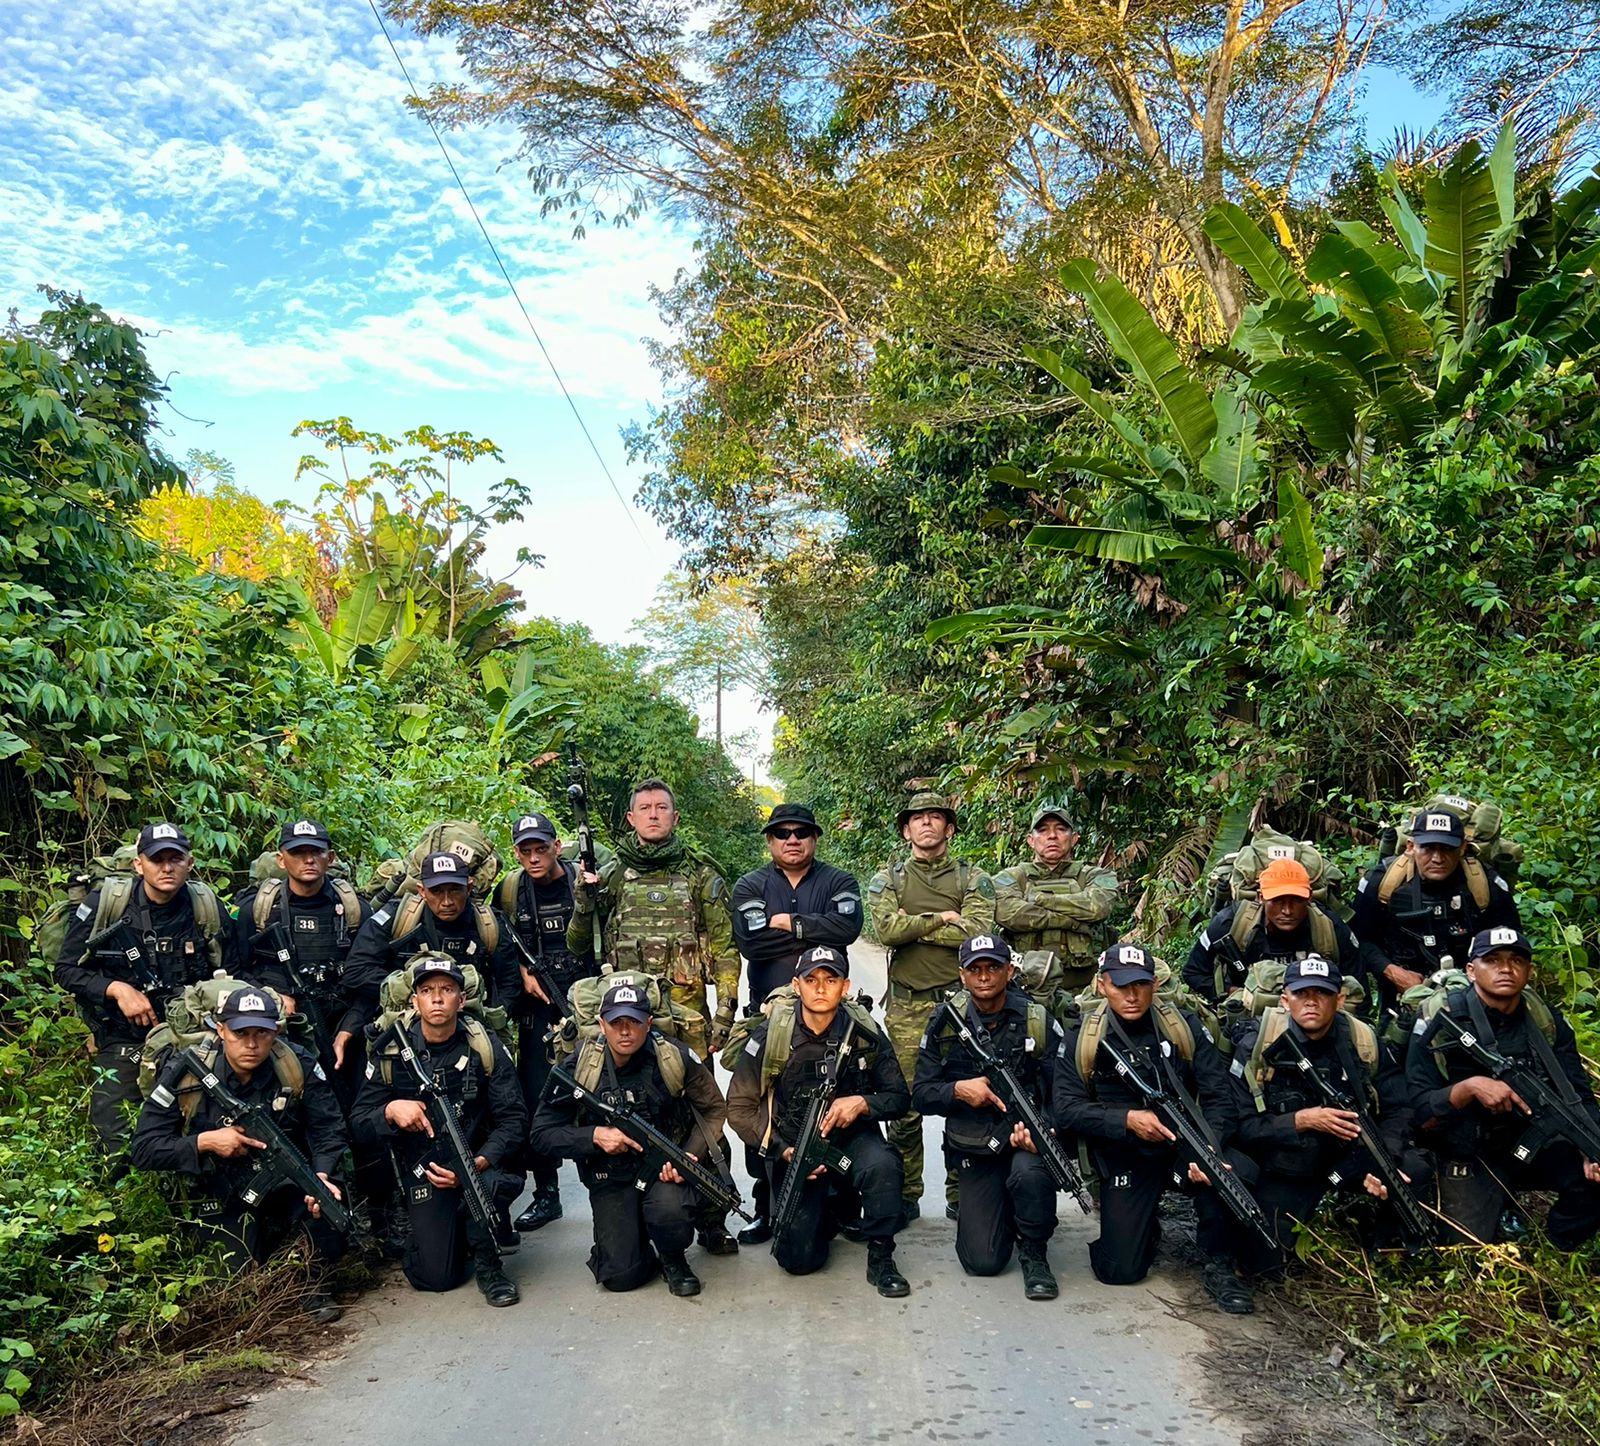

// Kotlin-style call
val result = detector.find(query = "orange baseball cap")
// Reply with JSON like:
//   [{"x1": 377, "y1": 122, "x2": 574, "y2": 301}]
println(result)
[{"x1": 1258, "y1": 858, "x2": 1312, "y2": 900}]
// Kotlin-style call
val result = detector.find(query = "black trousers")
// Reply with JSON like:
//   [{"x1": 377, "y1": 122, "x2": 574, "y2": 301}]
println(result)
[
  {"x1": 1085, "y1": 1141, "x2": 1253, "y2": 1285},
  {"x1": 766, "y1": 1129, "x2": 903, "y2": 1275},
  {"x1": 518, "y1": 1006, "x2": 562, "y2": 1193},
  {"x1": 585, "y1": 1176, "x2": 697, "y2": 1291},
  {"x1": 89, "y1": 1041, "x2": 143, "y2": 1152},
  {"x1": 400, "y1": 1164, "x2": 523, "y2": 1292},
  {"x1": 192, "y1": 1184, "x2": 347, "y2": 1275},
  {"x1": 949, "y1": 1147, "x2": 1058, "y2": 1275},
  {"x1": 1433, "y1": 1140, "x2": 1600, "y2": 1249}
]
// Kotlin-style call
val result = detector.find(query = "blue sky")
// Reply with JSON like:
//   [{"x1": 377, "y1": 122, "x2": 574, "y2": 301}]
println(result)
[{"x1": 2, "y1": 2, "x2": 1447, "y2": 770}]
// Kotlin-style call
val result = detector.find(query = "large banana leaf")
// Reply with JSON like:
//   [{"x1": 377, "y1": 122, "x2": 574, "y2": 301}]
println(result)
[
  {"x1": 1305, "y1": 233, "x2": 1433, "y2": 365},
  {"x1": 329, "y1": 571, "x2": 400, "y2": 672},
  {"x1": 1250, "y1": 358, "x2": 1358, "y2": 453},
  {"x1": 1380, "y1": 167, "x2": 1430, "y2": 272},
  {"x1": 1023, "y1": 345, "x2": 1154, "y2": 460},
  {"x1": 1025, "y1": 524, "x2": 1245, "y2": 573},
  {"x1": 1203, "y1": 203, "x2": 1309, "y2": 303},
  {"x1": 924, "y1": 606, "x2": 1153, "y2": 660},
  {"x1": 1276, "y1": 476, "x2": 1323, "y2": 592},
  {"x1": 1058, "y1": 260, "x2": 1218, "y2": 470},
  {"x1": 1488, "y1": 121, "x2": 1517, "y2": 231},
  {"x1": 1424, "y1": 140, "x2": 1501, "y2": 339},
  {"x1": 1204, "y1": 389, "x2": 1260, "y2": 512}
]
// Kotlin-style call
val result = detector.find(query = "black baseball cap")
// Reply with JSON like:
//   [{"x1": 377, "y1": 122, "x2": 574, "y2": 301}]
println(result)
[
  {"x1": 1283, "y1": 955, "x2": 1343, "y2": 993},
  {"x1": 795, "y1": 945, "x2": 849, "y2": 978},
  {"x1": 420, "y1": 852, "x2": 468, "y2": 888},
  {"x1": 279, "y1": 818, "x2": 331, "y2": 851},
  {"x1": 411, "y1": 954, "x2": 465, "y2": 988},
  {"x1": 958, "y1": 934, "x2": 1011, "y2": 969},
  {"x1": 513, "y1": 811, "x2": 558, "y2": 845},
  {"x1": 217, "y1": 986, "x2": 281, "y2": 1032},
  {"x1": 1098, "y1": 942, "x2": 1155, "y2": 986},
  {"x1": 1470, "y1": 926, "x2": 1533, "y2": 960},
  {"x1": 764, "y1": 803, "x2": 820, "y2": 836},
  {"x1": 137, "y1": 822, "x2": 191, "y2": 856},
  {"x1": 599, "y1": 981, "x2": 653, "y2": 1022},
  {"x1": 1411, "y1": 809, "x2": 1466, "y2": 847}
]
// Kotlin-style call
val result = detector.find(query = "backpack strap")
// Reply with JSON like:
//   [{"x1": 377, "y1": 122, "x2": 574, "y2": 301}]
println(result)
[
  {"x1": 1343, "y1": 1014, "x2": 1380, "y2": 1074},
  {"x1": 269, "y1": 1038, "x2": 306, "y2": 1097},
  {"x1": 461, "y1": 1016, "x2": 497, "y2": 1076},
  {"x1": 760, "y1": 998, "x2": 799, "y2": 1093},
  {"x1": 391, "y1": 892, "x2": 424, "y2": 940},
  {"x1": 1308, "y1": 908, "x2": 1339, "y2": 960},
  {"x1": 1075, "y1": 1002, "x2": 1107, "y2": 1081},
  {"x1": 252, "y1": 879, "x2": 282, "y2": 933},
  {"x1": 1025, "y1": 1000, "x2": 1047, "y2": 1057},
  {"x1": 331, "y1": 879, "x2": 363, "y2": 932},
  {"x1": 1244, "y1": 1010, "x2": 1292, "y2": 1113},
  {"x1": 1228, "y1": 899, "x2": 1262, "y2": 953},
  {"x1": 1377, "y1": 855, "x2": 1414, "y2": 907},
  {"x1": 472, "y1": 900, "x2": 499, "y2": 957},
  {"x1": 1150, "y1": 998, "x2": 1195, "y2": 1062},
  {"x1": 1460, "y1": 856, "x2": 1491, "y2": 911},
  {"x1": 185, "y1": 881, "x2": 226, "y2": 970},
  {"x1": 495, "y1": 871, "x2": 521, "y2": 918},
  {"x1": 1523, "y1": 987, "x2": 1557, "y2": 1041},
  {"x1": 92, "y1": 874, "x2": 136, "y2": 940},
  {"x1": 654, "y1": 1033, "x2": 686, "y2": 1097}
]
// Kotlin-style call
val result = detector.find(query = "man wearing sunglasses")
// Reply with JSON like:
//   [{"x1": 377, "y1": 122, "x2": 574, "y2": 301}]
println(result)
[{"x1": 729, "y1": 803, "x2": 863, "y2": 1242}]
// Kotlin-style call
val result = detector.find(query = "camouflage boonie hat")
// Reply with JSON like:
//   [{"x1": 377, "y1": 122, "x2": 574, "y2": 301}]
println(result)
[{"x1": 896, "y1": 790, "x2": 958, "y2": 833}]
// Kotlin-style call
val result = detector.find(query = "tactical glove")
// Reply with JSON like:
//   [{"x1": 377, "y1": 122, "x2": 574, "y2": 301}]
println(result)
[{"x1": 709, "y1": 1005, "x2": 736, "y2": 1052}]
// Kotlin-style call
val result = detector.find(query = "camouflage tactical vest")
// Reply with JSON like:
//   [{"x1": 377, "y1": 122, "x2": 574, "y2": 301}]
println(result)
[{"x1": 607, "y1": 866, "x2": 703, "y2": 988}]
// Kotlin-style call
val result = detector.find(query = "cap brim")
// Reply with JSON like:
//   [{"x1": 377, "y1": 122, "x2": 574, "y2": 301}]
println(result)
[
  {"x1": 600, "y1": 1006, "x2": 653, "y2": 1022},
  {"x1": 282, "y1": 839, "x2": 328, "y2": 852},
  {"x1": 1284, "y1": 979, "x2": 1340, "y2": 993},
  {"x1": 1259, "y1": 885, "x2": 1312, "y2": 901},
  {"x1": 1031, "y1": 813, "x2": 1073, "y2": 830},
  {"x1": 222, "y1": 1014, "x2": 281, "y2": 1031},
  {"x1": 796, "y1": 963, "x2": 848, "y2": 978},
  {"x1": 1102, "y1": 967, "x2": 1155, "y2": 986},
  {"x1": 141, "y1": 845, "x2": 189, "y2": 858},
  {"x1": 413, "y1": 968, "x2": 463, "y2": 986},
  {"x1": 1411, "y1": 832, "x2": 1462, "y2": 847},
  {"x1": 420, "y1": 874, "x2": 469, "y2": 888},
  {"x1": 514, "y1": 831, "x2": 558, "y2": 844},
  {"x1": 960, "y1": 951, "x2": 1010, "y2": 968},
  {"x1": 764, "y1": 824, "x2": 819, "y2": 836}
]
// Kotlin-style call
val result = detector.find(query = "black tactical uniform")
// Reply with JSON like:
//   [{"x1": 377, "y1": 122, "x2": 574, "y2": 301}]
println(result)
[
  {"x1": 55, "y1": 825, "x2": 228, "y2": 1151},
  {"x1": 1406, "y1": 978, "x2": 1600, "y2": 1248},
  {"x1": 1055, "y1": 961, "x2": 1253, "y2": 1306},
  {"x1": 499, "y1": 848, "x2": 598, "y2": 1208},
  {"x1": 352, "y1": 1012, "x2": 527, "y2": 1294},
  {"x1": 132, "y1": 1028, "x2": 348, "y2": 1271},
  {"x1": 1231, "y1": 989, "x2": 1425, "y2": 1271},
  {"x1": 913, "y1": 983, "x2": 1063, "y2": 1280},
  {"x1": 725, "y1": 979, "x2": 910, "y2": 1286},
  {"x1": 1184, "y1": 901, "x2": 1373, "y2": 1004},
  {"x1": 730, "y1": 858, "x2": 863, "y2": 1007},
  {"x1": 529, "y1": 1031, "x2": 728, "y2": 1293}
]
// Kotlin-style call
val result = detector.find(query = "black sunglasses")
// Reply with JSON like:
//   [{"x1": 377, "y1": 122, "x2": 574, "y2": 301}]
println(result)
[{"x1": 768, "y1": 826, "x2": 816, "y2": 840}]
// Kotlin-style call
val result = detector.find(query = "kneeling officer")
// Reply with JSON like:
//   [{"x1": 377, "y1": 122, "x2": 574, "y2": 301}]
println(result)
[
  {"x1": 132, "y1": 986, "x2": 348, "y2": 1316},
  {"x1": 530, "y1": 980, "x2": 731, "y2": 1297},
  {"x1": 913, "y1": 935, "x2": 1064, "y2": 1299}
]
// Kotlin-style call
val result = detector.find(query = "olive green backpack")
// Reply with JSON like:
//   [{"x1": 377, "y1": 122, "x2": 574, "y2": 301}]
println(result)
[
  {"x1": 548, "y1": 968, "x2": 706, "y2": 1067},
  {"x1": 368, "y1": 956, "x2": 514, "y2": 1080}
]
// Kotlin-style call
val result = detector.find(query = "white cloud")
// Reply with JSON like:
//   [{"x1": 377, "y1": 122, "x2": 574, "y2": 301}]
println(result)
[{"x1": 1, "y1": 0, "x2": 695, "y2": 404}]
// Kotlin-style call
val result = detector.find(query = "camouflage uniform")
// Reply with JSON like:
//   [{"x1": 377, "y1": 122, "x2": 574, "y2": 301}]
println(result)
[
  {"x1": 993, "y1": 862, "x2": 1117, "y2": 992},
  {"x1": 869, "y1": 793, "x2": 995, "y2": 1206},
  {"x1": 567, "y1": 834, "x2": 734, "y2": 1058}
]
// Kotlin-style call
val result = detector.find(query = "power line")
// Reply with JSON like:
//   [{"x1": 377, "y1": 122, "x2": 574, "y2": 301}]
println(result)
[{"x1": 364, "y1": 0, "x2": 648, "y2": 543}]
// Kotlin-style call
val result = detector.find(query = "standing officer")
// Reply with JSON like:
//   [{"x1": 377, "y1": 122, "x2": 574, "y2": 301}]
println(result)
[
  {"x1": 131, "y1": 986, "x2": 348, "y2": 1318},
  {"x1": 725, "y1": 946, "x2": 912, "y2": 1297},
  {"x1": 336, "y1": 852, "x2": 519, "y2": 1054},
  {"x1": 1230, "y1": 955, "x2": 1422, "y2": 1270},
  {"x1": 912, "y1": 935, "x2": 1064, "y2": 1299},
  {"x1": 1405, "y1": 927, "x2": 1600, "y2": 1247},
  {"x1": 729, "y1": 802, "x2": 862, "y2": 1242},
  {"x1": 495, "y1": 808, "x2": 600, "y2": 1233},
  {"x1": 1054, "y1": 942, "x2": 1257, "y2": 1314},
  {"x1": 1185, "y1": 858, "x2": 1372, "y2": 1006},
  {"x1": 1354, "y1": 807, "x2": 1520, "y2": 1008},
  {"x1": 566, "y1": 777, "x2": 740, "y2": 1256},
  {"x1": 529, "y1": 980, "x2": 731, "y2": 1297},
  {"x1": 55, "y1": 821, "x2": 229, "y2": 1151},
  {"x1": 352, "y1": 955, "x2": 526, "y2": 1306},
  {"x1": 993, "y1": 802, "x2": 1117, "y2": 991},
  {"x1": 231, "y1": 818, "x2": 363, "y2": 1083},
  {"x1": 868, "y1": 790, "x2": 995, "y2": 1221}
]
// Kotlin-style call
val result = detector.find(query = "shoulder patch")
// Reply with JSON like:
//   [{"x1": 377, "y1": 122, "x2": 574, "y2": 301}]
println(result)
[
  {"x1": 372, "y1": 907, "x2": 392, "y2": 927},
  {"x1": 994, "y1": 871, "x2": 1017, "y2": 889},
  {"x1": 312, "y1": 1063, "x2": 327, "y2": 1081},
  {"x1": 1230, "y1": 1057, "x2": 1245, "y2": 1077},
  {"x1": 1493, "y1": 874, "x2": 1510, "y2": 892},
  {"x1": 744, "y1": 1036, "x2": 761, "y2": 1056},
  {"x1": 1356, "y1": 876, "x2": 1369, "y2": 894},
  {"x1": 869, "y1": 876, "x2": 887, "y2": 895},
  {"x1": 76, "y1": 902, "x2": 92, "y2": 920},
  {"x1": 707, "y1": 875, "x2": 727, "y2": 901},
  {"x1": 974, "y1": 875, "x2": 996, "y2": 901}
]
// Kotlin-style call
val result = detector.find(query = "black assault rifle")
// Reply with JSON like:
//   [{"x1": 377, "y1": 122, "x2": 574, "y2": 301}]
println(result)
[
  {"x1": 771, "y1": 996, "x2": 871, "y2": 1248},
  {"x1": 1099, "y1": 1035, "x2": 1276, "y2": 1251},
  {"x1": 1277, "y1": 1027, "x2": 1437, "y2": 1247},
  {"x1": 939, "y1": 997, "x2": 1093, "y2": 1214},
  {"x1": 548, "y1": 1059, "x2": 753, "y2": 1221},
  {"x1": 379, "y1": 1021, "x2": 503, "y2": 1257},
  {"x1": 566, "y1": 747, "x2": 599, "y2": 884},
  {"x1": 1432, "y1": 1009, "x2": 1600, "y2": 1166},
  {"x1": 161, "y1": 1046, "x2": 352, "y2": 1233},
  {"x1": 510, "y1": 932, "x2": 571, "y2": 1018}
]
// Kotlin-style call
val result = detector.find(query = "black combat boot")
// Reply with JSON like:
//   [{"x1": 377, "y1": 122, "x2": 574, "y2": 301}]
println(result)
[
  {"x1": 475, "y1": 1261, "x2": 520, "y2": 1307},
  {"x1": 303, "y1": 1292, "x2": 343, "y2": 1325},
  {"x1": 866, "y1": 1241, "x2": 910, "y2": 1298},
  {"x1": 1203, "y1": 1261, "x2": 1254, "y2": 1315},
  {"x1": 737, "y1": 1217, "x2": 773, "y2": 1246},
  {"x1": 1017, "y1": 1240, "x2": 1059, "y2": 1302},
  {"x1": 660, "y1": 1252, "x2": 703, "y2": 1297},
  {"x1": 697, "y1": 1223, "x2": 740, "y2": 1256},
  {"x1": 514, "y1": 1186, "x2": 563, "y2": 1232}
]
